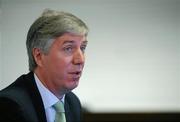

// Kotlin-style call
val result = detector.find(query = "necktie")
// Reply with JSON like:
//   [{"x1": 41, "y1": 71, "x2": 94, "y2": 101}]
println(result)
[{"x1": 53, "y1": 101, "x2": 66, "y2": 122}]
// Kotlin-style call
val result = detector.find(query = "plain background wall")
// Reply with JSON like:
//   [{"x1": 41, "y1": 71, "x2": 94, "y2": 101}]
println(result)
[{"x1": 0, "y1": 0, "x2": 179, "y2": 112}]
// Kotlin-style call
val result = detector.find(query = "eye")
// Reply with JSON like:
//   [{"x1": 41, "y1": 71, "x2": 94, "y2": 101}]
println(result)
[
  {"x1": 81, "y1": 45, "x2": 87, "y2": 53},
  {"x1": 63, "y1": 46, "x2": 73, "y2": 53}
]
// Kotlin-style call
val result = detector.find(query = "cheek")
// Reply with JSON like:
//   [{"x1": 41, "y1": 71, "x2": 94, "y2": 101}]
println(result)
[
  {"x1": 53, "y1": 56, "x2": 72, "y2": 71},
  {"x1": 47, "y1": 49, "x2": 73, "y2": 73}
]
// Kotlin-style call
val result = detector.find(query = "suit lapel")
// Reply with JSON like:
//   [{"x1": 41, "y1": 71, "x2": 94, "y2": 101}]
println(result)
[
  {"x1": 65, "y1": 96, "x2": 72, "y2": 122},
  {"x1": 24, "y1": 72, "x2": 47, "y2": 122}
]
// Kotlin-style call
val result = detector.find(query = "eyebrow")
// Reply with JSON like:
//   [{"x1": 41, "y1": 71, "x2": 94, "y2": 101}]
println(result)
[
  {"x1": 63, "y1": 40, "x2": 88, "y2": 45},
  {"x1": 82, "y1": 40, "x2": 88, "y2": 45}
]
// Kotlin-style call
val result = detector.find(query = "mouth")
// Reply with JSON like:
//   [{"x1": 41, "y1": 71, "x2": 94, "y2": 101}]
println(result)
[{"x1": 68, "y1": 71, "x2": 82, "y2": 78}]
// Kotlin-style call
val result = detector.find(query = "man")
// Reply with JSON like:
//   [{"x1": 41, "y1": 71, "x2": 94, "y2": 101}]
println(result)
[{"x1": 0, "y1": 9, "x2": 88, "y2": 122}]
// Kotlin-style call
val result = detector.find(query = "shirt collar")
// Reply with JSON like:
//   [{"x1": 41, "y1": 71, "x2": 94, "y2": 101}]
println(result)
[{"x1": 34, "y1": 73, "x2": 65, "y2": 109}]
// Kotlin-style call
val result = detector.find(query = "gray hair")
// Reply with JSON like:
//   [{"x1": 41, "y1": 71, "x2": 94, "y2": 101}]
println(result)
[{"x1": 26, "y1": 9, "x2": 89, "y2": 71}]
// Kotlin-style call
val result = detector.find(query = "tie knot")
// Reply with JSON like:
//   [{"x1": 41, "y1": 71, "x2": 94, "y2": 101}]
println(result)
[{"x1": 53, "y1": 101, "x2": 65, "y2": 113}]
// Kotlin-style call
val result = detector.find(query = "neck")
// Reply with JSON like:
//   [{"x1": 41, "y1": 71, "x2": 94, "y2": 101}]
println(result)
[{"x1": 34, "y1": 68, "x2": 65, "y2": 99}]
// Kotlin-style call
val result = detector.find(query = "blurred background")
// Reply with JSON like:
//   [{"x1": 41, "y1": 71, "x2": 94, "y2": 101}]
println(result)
[{"x1": 0, "y1": 0, "x2": 179, "y2": 120}]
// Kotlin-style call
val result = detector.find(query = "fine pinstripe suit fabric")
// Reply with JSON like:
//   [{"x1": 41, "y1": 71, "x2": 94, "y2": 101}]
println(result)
[{"x1": 0, "y1": 72, "x2": 82, "y2": 122}]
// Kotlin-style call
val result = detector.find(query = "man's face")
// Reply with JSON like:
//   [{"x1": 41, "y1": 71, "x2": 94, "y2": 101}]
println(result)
[{"x1": 37, "y1": 33, "x2": 87, "y2": 96}]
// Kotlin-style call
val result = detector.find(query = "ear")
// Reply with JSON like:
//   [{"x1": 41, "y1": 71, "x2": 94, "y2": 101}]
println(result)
[{"x1": 32, "y1": 48, "x2": 44, "y2": 67}]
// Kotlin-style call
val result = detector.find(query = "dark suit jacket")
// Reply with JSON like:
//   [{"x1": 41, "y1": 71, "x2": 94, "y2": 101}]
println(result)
[{"x1": 0, "y1": 72, "x2": 82, "y2": 122}]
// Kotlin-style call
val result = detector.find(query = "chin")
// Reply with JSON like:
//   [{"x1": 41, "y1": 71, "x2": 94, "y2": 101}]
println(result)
[
  {"x1": 63, "y1": 78, "x2": 79, "y2": 92},
  {"x1": 67, "y1": 81, "x2": 79, "y2": 91}
]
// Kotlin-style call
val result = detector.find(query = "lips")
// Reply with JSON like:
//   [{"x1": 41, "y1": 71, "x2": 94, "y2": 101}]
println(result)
[{"x1": 68, "y1": 71, "x2": 82, "y2": 78}]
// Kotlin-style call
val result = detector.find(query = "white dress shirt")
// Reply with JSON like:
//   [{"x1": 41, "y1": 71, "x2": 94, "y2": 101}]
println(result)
[{"x1": 34, "y1": 73, "x2": 65, "y2": 122}]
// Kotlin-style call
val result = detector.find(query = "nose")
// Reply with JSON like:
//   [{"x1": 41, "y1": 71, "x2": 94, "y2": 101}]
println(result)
[{"x1": 73, "y1": 49, "x2": 85, "y2": 65}]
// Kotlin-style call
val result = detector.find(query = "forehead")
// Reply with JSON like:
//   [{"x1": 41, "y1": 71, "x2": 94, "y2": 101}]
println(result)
[{"x1": 55, "y1": 33, "x2": 87, "y2": 44}]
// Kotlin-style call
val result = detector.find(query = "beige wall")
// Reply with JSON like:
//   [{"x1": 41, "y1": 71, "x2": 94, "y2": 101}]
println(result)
[{"x1": 0, "y1": 0, "x2": 180, "y2": 112}]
